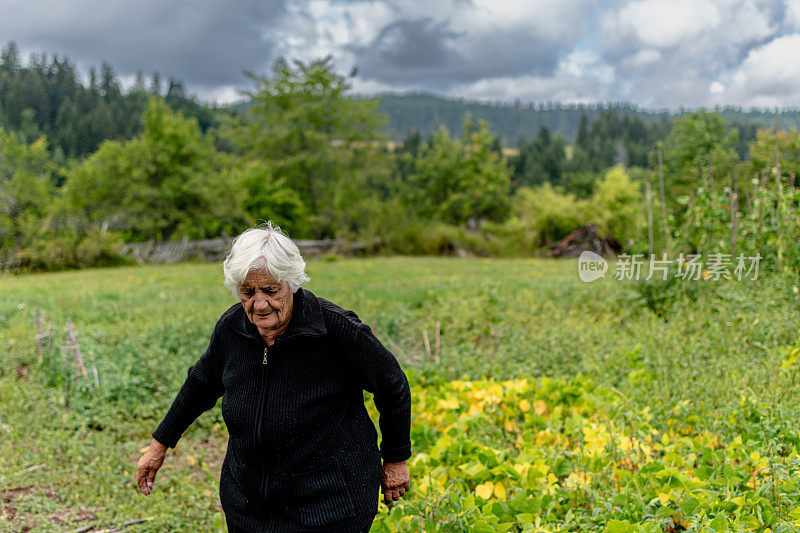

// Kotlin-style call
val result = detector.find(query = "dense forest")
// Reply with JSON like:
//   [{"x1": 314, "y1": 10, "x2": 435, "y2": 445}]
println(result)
[
  {"x1": 374, "y1": 93, "x2": 799, "y2": 150},
  {"x1": 1, "y1": 42, "x2": 799, "y2": 275},
  {"x1": 0, "y1": 42, "x2": 222, "y2": 159}
]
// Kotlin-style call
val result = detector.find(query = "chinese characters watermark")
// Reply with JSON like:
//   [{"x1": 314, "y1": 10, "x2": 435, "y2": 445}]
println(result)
[{"x1": 578, "y1": 253, "x2": 761, "y2": 282}]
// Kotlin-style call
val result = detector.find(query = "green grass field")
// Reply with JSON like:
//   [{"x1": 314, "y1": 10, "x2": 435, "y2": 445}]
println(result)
[{"x1": 2, "y1": 258, "x2": 800, "y2": 532}]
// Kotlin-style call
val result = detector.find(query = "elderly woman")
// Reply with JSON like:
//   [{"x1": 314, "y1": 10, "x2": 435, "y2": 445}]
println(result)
[{"x1": 136, "y1": 224, "x2": 412, "y2": 532}]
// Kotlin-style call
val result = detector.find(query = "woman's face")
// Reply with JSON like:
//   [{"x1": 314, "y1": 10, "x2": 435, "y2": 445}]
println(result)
[{"x1": 238, "y1": 269, "x2": 293, "y2": 339}]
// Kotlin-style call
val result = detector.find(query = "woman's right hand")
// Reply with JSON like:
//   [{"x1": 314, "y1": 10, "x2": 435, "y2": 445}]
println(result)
[{"x1": 136, "y1": 438, "x2": 167, "y2": 496}]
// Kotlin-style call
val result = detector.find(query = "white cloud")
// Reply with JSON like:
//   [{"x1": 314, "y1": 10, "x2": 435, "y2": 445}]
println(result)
[
  {"x1": 727, "y1": 33, "x2": 800, "y2": 105},
  {"x1": 622, "y1": 49, "x2": 662, "y2": 68},
  {"x1": 786, "y1": 0, "x2": 800, "y2": 27},
  {"x1": 560, "y1": 50, "x2": 615, "y2": 84},
  {"x1": 614, "y1": 0, "x2": 721, "y2": 48},
  {"x1": 271, "y1": 1, "x2": 395, "y2": 65},
  {"x1": 452, "y1": 74, "x2": 602, "y2": 105},
  {"x1": 729, "y1": 0, "x2": 774, "y2": 41},
  {"x1": 710, "y1": 81, "x2": 725, "y2": 93},
  {"x1": 596, "y1": 0, "x2": 783, "y2": 107},
  {"x1": 198, "y1": 85, "x2": 248, "y2": 106}
]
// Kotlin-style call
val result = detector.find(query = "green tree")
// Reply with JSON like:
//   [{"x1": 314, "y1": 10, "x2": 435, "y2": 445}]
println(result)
[
  {"x1": 663, "y1": 111, "x2": 739, "y2": 200},
  {"x1": 232, "y1": 160, "x2": 307, "y2": 237},
  {"x1": 748, "y1": 127, "x2": 800, "y2": 182},
  {"x1": 227, "y1": 56, "x2": 391, "y2": 236},
  {"x1": 0, "y1": 43, "x2": 221, "y2": 158},
  {"x1": 63, "y1": 98, "x2": 242, "y2": 241},
  {"x1": 0, "y1": 129, "x2": 53, "y2": 256},
  {"x1": 0, "y1": 41, "x2": 21, "y2": 73},
  {"x1": 411, "y1": 120, "x2": 511, "y2": 226},
  {"x1": 511, "y1": 126, "x2": 567, "y2": 189},
  {"x1": 592, "y1": 166, "x2": 641, "y2": 245}
]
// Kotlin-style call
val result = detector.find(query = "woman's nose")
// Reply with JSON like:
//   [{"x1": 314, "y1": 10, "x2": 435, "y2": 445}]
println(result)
[{"x1": 253, "y1": 294, "x2": 270, "y2": 310}]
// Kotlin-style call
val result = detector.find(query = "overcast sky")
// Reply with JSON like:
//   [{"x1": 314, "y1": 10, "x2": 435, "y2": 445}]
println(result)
[{"x1": 3, "y1": 0, "x2": 800, "y2": 109}]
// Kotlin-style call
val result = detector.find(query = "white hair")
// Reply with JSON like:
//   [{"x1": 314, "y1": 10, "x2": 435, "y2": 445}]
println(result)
[{"x1": 223, "y1": 223, "x2": 310, "y2": 296}]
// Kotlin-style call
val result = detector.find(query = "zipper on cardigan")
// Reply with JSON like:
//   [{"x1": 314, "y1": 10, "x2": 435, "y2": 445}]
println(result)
[{"x1": 256, "y1": 343, "x2": 271, "y2": 500}]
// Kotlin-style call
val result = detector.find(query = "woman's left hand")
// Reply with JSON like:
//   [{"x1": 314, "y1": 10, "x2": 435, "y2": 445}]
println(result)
[{"x1": 381, "y1": 460, "x2": 410, "y2": 504}]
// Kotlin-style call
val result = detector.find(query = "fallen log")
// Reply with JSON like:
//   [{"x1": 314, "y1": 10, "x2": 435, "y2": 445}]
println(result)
[{"x1": 549, "y1": 224, "x2": 621, "y2": 259}]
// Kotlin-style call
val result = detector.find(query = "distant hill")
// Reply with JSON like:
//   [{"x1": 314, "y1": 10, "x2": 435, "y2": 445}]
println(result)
[{"x1": 369, "y1": 92, "x2": 800, "y2": 146}]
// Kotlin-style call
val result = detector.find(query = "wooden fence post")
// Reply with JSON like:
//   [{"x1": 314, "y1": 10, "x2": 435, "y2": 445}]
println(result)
[
  {"x1": 658, "y1": 146, "x2": 670, "y2": 253},
  {"x1": 645, "y1": 179, "x2": 654, "y2": 257},
  {"x1": 776, "y1": 110, "x2": 783, "y2": 271},
  {"x1": 731, "y1": 171, "x2": 738, "y2": 258},
  {"x1": 434, "y1": 321, "x2": 441, "y2": 365},
  {"x1": 35, "y1": 307, "x2": 42, "y2": 363},
  {"x1": 65, "y1": 319, "x2": 88, "y2": 378}
]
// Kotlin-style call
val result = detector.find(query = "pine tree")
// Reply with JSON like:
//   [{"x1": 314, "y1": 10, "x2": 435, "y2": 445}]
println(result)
[{"x1": 149, "y1": 72, "x2": 161, "y2": 96}]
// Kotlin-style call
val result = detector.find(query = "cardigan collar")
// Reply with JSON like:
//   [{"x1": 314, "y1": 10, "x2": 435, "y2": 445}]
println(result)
[{"x1": 233, "y1": 287, "x2": 327, "y2": 343}]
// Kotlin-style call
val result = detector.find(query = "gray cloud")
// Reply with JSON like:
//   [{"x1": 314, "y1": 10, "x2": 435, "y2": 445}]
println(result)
[
  {"x1": 2, "y1": 0, "x2": 800, "y2": 107},
  {"x1": 0, "y1": 0, "x2": 286, "y2": 97},
  {"x1": 352, "y1": 18, "x2": 460, "y2": 80},
  {"x1": 344, "y1": 0, "x2": 591, "y2": 89}
]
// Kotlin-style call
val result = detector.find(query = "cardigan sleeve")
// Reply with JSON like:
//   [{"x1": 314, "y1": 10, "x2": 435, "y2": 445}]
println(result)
[
  {"x1": 151, "y1": 321, "x2": 225, "y2": 449},
  {"x1": 346, "y1": 320, "x2": 412, "y2": 463}
]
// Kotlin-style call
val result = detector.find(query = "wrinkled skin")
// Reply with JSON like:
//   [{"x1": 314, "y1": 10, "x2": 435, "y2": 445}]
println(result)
[
  {"x1": 238, "y1": 269, "x2": 294, "y2": 346},
  {"x1": 382, "y1": 460, "x2": 411, "y2": 504},
  {"x1": 136, "y1": 438, "x2": 166, "y2": 496}
]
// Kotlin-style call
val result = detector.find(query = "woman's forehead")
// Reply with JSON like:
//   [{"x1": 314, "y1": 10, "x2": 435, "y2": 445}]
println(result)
[{"x1": 242, "y1": 269, "x2": 281, "y2": 286}]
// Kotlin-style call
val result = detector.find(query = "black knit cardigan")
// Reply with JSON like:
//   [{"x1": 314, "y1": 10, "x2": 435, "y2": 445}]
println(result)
[{"x1": 151, "y1": 287, "x2": 412, "y2": 532}]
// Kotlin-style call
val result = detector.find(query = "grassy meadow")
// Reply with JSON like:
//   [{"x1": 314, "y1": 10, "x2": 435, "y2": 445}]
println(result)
[{"x1": 2, "y1": 257, "x2": 800, "y2": 532}]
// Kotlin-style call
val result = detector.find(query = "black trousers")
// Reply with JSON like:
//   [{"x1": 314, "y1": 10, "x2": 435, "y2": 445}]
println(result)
[{"x1": 226, "y1": 517, "x2": 371, "y2": 532}]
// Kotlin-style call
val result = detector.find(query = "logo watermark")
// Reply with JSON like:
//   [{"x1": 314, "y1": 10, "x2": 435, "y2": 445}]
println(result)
[
  {"x1": 578, "y1": 251, "x2": 608, "y2": 283},
  {"x1": 578, "y1": 253, "x2": 761, "y2": 282}
]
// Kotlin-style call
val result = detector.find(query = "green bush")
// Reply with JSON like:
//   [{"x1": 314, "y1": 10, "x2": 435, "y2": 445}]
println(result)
[
  {"x1": 15, "y1": 230, "x2": 130, "y2": 271},
  {"x1": 509, "y1": 184, "x2": 588, "y2": 248},
  {"x1": 373, "y1": 218, "x2": 455, "y2": 255},
  {"x1": 630, "y1": 268, "x2": 703, "y2": 318},
  {"x1": 592, "y1": 165, "x2": 642, "y2": 246}
]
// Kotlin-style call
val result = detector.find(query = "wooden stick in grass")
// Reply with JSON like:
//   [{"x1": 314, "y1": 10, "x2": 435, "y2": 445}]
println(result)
[
  {"x1": 708, "y1": 148, "x2": 714, "y2": 190},
  {"x1": 422, "y1": 330, "x2": 431, "y2": 362},
  {"x1": 658, "y1": 146, "x2": 670, "y2": 253},
  {"x1": 80, "y1": 516, "x2": 154, "y2": 533},
  {"x1": 644, "y1": 178, "x2": 654, "y2": 257},
  {"x1": 731, "y1": 170, "x2": 738, "y2": 258},
  {"x1": 45, "y1": 318, "x2": 53, "y2": 357},
  {"x1": 66, "y1": 318, "x2": 87, "y2": 378},
  {"x1": 434, "y1": 321, "x2": 441, "y2": 365},
  {"x1": 35, "y1": 306, "x2": 42, "y2": 363},
  {"x1": 744, "y1": 183, "x2": 752, "y2": 211},
  {"x1": 776, "y1": 109, "x2": 784, "y2": 271},
  {"x1": 36, "y1": 310, "x2": 55, "y2": 363},
  {"x1": 122, "y1": 517, "x2": 154, "y2": 526},
  {"x1": 757, "y1": 171, "x2": 765, "y2": 251}
]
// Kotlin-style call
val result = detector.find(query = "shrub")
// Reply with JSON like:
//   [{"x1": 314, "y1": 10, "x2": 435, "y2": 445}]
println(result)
[
  {"x1": 592, "y1": 166, "x2": 642, "y2": 247},
  {"x1": 510, "y1": 184, "x2": 588, "y2": 248},
  {"x1": 15, "y1": 230, "x2": 130, "y2": 271}
]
